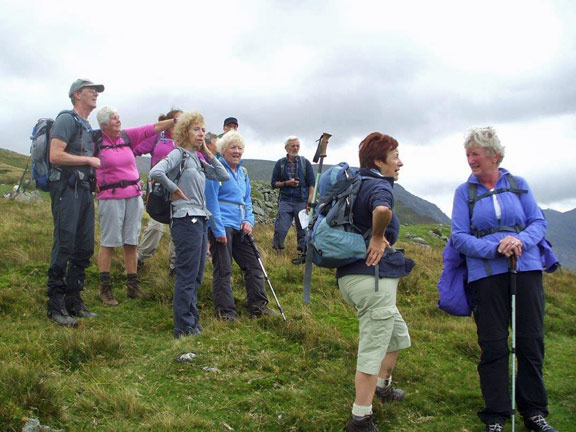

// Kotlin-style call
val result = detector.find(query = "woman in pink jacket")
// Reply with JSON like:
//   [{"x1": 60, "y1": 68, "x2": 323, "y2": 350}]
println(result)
[{"x1": 94, "y1": 105, "x2": 175, "y2": 306}]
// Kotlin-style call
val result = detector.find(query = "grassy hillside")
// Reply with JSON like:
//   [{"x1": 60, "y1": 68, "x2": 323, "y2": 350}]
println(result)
[{"x1": 0, "y1": 196, "x2": 574, "y2": 431}]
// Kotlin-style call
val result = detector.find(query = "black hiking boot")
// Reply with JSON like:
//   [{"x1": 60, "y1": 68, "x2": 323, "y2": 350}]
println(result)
[
  {"x1": 375, "y1": 382, "x2": 405, "y2": 402},
  {"x1": 66, "y1": 293, "x2": 98, "y2": 318},
  {"x1": 291, "y1": 253, "x2": 306, "y2": 265},
  {"x1": 483, "y1": 423, "x2": 504, "y2": 432},
  {"x1": 47, "y1": 294, "x2": 78, "y2": 327},
  {"x1": 346, "y1": 414, "x2": 381, "y2": 432},
  {"x1": 524, "y1": 415, "x2": 558, "y2": 432}
]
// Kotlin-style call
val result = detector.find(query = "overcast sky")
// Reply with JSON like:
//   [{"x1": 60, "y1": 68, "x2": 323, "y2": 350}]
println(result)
[{"x1": 1, "y1": 0, "x2": 575, "y2": 216}]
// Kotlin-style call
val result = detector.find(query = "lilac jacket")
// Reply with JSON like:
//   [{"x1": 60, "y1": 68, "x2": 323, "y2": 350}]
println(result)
[
  {"x1": 96, "y1": 124, "x2": 156, "y2": 200},
  {"x1": 451, "y1": 168, "x2": 546, "y2": 283}
]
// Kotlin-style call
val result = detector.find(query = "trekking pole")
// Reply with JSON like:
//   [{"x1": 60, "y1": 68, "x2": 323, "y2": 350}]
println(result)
[
  {"x1": 509, "y1": 253, "x2": 518, "y2": 432},
  {"x1": 246, "y1": 234, "x2": 287, "y2": 321},
  {"x1": 302, "y1": 132, "x2": 331, "y2": 303}
]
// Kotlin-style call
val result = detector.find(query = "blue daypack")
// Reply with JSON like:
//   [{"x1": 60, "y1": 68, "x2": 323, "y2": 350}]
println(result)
[
  {"x1": 29, "y1": 110, "x2": 82, "y2": 191},
  {"x1": 306, "y1": 162, "x2": 369, "y2": 268}
]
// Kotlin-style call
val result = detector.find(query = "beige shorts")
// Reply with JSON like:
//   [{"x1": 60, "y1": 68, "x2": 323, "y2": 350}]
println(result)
[
  {"x1": 98, "y1": 196, "x2": 143, "y2": 247},
  {"x1": 338, "y1": 274, "x2": 411, "y2": 375}
]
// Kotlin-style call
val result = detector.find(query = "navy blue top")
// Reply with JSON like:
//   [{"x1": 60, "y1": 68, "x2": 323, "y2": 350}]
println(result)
[
  {"x1": 271, "y1": 156, "x2": 315, "y2": 202},
  {"x1": 336, "y1": 168, "x2": 401, "y2": 278}
]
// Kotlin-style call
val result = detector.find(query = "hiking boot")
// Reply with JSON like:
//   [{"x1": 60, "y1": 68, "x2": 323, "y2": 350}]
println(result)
[
  {"x1": 126, "y1": 278, "x2": 144, "y2": 299},
  {"x1": 99, "y1": 281, "x2": 118, "y2": 306},
  {"x1": 47, "y1": 294, "x2": 78, "y2": 327},
  {"x1": 291, "y1": 254, "x2": 306, "y2": 265},
  {"x1": 65, "y1": 293, "x2": 98, "y2": 318},
  {"x1": 524, "y1": 415, "x2": 557, "y2": 432},
  {"x1": 483, "y1": 423, "x2": 504, "y2": 432},
  {"x1": 250, "y1": 306, "x2": 281, "y2": 318},
  {"x1": 48, "y1": 309, "x2": 78, "y2": 327},
  {"x1": 346, "y1": 414, "x2": 381, "y2": 432},
  {"x1": 168, "y1": 266, "x2": 176, "y2": 278},
  {"x1": 375, "y1": 382, "x2": 405, "y2": 402}
]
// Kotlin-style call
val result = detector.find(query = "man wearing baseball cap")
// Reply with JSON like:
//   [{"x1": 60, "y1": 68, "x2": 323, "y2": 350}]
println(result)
[
  {"x1": 46, "y1": 78, "x2": 104, "y2": 327},
  {"x1": 218, "y1": 116, "x2": 239, "y2": 138}
]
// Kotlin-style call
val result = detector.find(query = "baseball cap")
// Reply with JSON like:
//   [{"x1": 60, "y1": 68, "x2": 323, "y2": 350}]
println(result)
[
  {"x1": 223, "y1": 117, "x2": 238, "y2": 127},
  {"x1": 69, "y1": 79, "x2": 105, "y2": 97}
]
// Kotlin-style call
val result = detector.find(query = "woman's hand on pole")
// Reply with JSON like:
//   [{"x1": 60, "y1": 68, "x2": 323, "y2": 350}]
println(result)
[{"x1": 498, "y1": 235, "x2": 523, "y2": 258}]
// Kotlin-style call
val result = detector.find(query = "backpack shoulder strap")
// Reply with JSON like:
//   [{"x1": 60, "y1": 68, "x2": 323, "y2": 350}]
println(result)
[
  {"x1": 55, "y1": 110, "x2": 84, "y2": 145},
  {"x1": 279, "y1": 157, "x2": 287, "y2": 179},
  {"x1": 300, "y1": 156, "x2": 308, "y2": 180}
]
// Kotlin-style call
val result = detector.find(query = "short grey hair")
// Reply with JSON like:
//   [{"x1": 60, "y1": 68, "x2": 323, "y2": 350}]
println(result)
[
  {"x1": 464, "y1": 126, "x2": 505, "y2": 165},
  {"x1": 284, "y1": 135, "x2": 300, "y2": 148},
  {"x1": 204, "y1": 132, "x2": 218, "y2": 145},
  {"x1": 218, "y1": 130, "x2": 245, "y2": 154},
  {"x1": 96, "y1": 106, "x2": 119, "y2": 127}
]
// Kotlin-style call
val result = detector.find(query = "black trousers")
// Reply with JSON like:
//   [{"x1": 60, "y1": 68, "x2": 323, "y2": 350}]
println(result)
[
  {"x1": 470, "y1": 271, "x2": 548, "y2": 424},
  {"x1": 47, "y1": 179, "x2": 94, "y2": 298},
  {"x1": 209, "y1": 227, "x2": 268, "y2": 317}
]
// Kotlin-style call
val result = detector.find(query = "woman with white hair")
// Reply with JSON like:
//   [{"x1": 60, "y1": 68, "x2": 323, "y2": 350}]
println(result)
[
  {"x1": 94, "y1": 106, "x2": 176, "y2": 306},
  {"x1": 451, "y1": 127, "x2": 557, "y2": 432},
  {"x1": 205, "y1": 131, "x2": 277, "y2": 320},
  {"x1": 150, "y1": 111, "x2": 229, "y2": 338}
]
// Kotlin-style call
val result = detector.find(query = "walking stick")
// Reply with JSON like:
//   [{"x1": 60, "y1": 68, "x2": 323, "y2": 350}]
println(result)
[
  {"x1": 302, "y1": 132, "x2": 331, "y2": 303},
  {"x1": 509, "y1": 254, "x2": 518, "y2": 432},
  {"x1": 246, "y1": 234, "x2": 287, "y2": 321}
]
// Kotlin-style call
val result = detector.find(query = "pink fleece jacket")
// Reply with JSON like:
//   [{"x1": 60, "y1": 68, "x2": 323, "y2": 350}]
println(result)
[{"x1": 96, "y1": 124, "x2": 156, "y2": 200}]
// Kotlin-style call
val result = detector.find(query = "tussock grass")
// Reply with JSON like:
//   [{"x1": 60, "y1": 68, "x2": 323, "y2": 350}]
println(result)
[{"x1": 0, "y1": 197, "x2": 575, "y2": 431}]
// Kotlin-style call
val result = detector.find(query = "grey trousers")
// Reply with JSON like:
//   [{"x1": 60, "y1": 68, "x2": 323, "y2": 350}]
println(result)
[
  {"x1": 138, "y1": 218, "x2": 176, "y2": 266},
  {"x1": 209, "y1": 227, "x2": 269, "y2": 317}
]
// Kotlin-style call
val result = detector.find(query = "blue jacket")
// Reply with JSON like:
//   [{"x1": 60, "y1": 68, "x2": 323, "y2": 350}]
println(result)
[
  {"x1": 205, "y1": 158, "x2": 254, "y2": 238},
  {"x1": 271, "y1": 156, "x2": 315, "y2": 202},
  {"x1": 451, "y1": 168, "x2": 546, "y2": 283}
]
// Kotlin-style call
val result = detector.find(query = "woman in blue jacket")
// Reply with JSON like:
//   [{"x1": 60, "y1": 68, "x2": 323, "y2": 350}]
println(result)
[
  {"x1": 205, "y1": 131, "x2": 276, "y2": 320},
  {"x1": 451, "y1": 127, "x2": 556, "y2": 432}
]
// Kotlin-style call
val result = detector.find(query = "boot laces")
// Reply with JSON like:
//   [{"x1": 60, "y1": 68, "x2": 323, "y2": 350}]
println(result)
[
  {"x1": 530, "y1": 415, "x2": 552, "y2": 431},
  {"x1": 488, "y1": 424, "x2": 503, "y2": 432}
]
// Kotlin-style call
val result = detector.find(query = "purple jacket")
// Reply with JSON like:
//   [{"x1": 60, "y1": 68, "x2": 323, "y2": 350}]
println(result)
[{"x1": 451, "y1": 168, "x2": 546, "y2": 283}]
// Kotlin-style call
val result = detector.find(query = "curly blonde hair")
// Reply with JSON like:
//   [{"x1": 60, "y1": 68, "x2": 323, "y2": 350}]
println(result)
[{"x1": 174, "y1": 111, "x2": 205, "y2": 149}]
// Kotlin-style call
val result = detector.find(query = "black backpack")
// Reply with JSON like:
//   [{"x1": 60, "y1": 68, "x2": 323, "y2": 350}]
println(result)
[{"x1": 145, "y1": 148, "x2": 188, "y2": 224}]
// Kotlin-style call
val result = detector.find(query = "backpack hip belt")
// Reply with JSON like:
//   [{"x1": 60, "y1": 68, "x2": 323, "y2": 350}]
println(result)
[{"x1": 99, "y1": 178, "x2": 140, "y2": 192}]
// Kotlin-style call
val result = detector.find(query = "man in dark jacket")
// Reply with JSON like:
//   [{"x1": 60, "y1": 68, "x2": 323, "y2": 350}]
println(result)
[{"x1": 270, "y1": 136, "x2": 315, "y2": 262}]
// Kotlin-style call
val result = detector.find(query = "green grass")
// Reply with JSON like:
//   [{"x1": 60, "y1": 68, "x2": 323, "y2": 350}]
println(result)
[{"x1": 0, "y1": 199, "x2": 575, "y2": 431}]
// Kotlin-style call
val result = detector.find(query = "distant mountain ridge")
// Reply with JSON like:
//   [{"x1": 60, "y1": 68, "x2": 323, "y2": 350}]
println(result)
[
  {"x1": 1, "y1": 148, "x2": 571, "y2": 270},
  {"x1": 136, "y1": 156, "x2": 451, "y2": 226}
]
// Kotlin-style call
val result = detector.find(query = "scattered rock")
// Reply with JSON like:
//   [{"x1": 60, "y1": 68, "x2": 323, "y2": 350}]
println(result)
[
  {"x1": 21, "y1": 417, "x2": 61, "y2": 432},
  {"x1": 412, "y1": 237, "x2": 429, "y2": 246}
]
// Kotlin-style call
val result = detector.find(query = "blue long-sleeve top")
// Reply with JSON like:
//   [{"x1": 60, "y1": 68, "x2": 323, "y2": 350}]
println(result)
[
  {"x1": 205, "y1": 157, "x2": 254, "y2": 237},
  {"x1": 451, "y1": 168, "x2": 546, "y2": 282}
]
